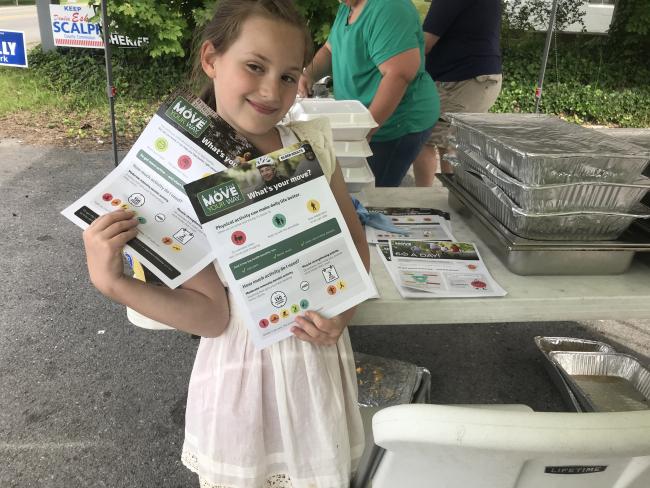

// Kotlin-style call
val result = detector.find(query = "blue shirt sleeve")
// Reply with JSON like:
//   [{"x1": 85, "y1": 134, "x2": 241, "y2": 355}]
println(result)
[{"x1": 423, "y1": 0, "x2": 471, "y2": 37}]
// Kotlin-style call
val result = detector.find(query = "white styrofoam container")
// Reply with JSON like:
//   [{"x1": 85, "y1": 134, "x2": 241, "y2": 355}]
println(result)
[
  {"x1": 288, "y1": 99, "x2": 378, "y2": 140},
  {"x1": 342, "y1": 157, "x2": 375, "y2": 193},
  {"x1": 333, "y1": 139, "x2": 373, "y2": 166}
]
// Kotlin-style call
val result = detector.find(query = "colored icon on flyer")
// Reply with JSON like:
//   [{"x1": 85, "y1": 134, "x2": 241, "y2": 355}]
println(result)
[
  {"x1": 281, "y1": 309, "x2": 290, "y2": 319},
  {"x1": 173, "y1": 228, "x2": 194, "y2": 245},
  {"x1": 171, "y1": 243, "x2": 182, "y2": 252},
  {"x1": 272, "y1": 213, "x2": 287, "y2": 228},
  {"x1": 322, "y1": 265, "x2": 339, "y2": 283},
  {"x1": 137, "y1": 216, "x2": 147, "y2": 224},
  {"x1": 290, "y1": 304, "x2": 300, "y2": 314},
  {"x1": 120, "y1": 203, "x2": 130, "y2": 210},
  {"x1": 467, "y1": 264, "x2": 477, "y2": 270},
  {"x1": 306, "y1": 199, "x2": 320, "y2": 213},
  {"x1": 111, "y1": 198, "x2": 121, "y2": 206},
  {"x1": 337, "y1": 280, "x2": 346, "y2": 290},
  {"x1": 231, "y1": 230, "x2": 246, "y2": 246},
  {"x1": 424, "y1": 217, "x2": 432, "y2": 222},
  {"x1": 154, "y1": 213, "x2": 166, "y2": 222},
  {"x1": 299, "y1": 281, "x2": 310, "y2": 291},
  {"x1": 259, "y1": 318, "x2": 269, "y2": 329},
  {"x1": 271, "y1": 291, "x2": 287, "y2": 308},
  {"x1": 299, "y1": 299, "x2": 309, "y2": 310},
  {"x1": 327, "y1": 285, "x2": 337, "y2": 295},
  {"x1": 102, "y1": 193, "x2": 113, "y2": 202},
  {"x1": 269, "y1": 314, "x2": 279, "y2": 324},
  {"x1": 162, "y1": 236, "x2": 173, "y2": 245},
  {"x1": 128, "y1": 193, "x2": 145, "y2": 207},
  {"x1": 177, "y1": 155, "x2": 192, "y2": 170},
  {"x1": 471, "y1": 279, "x2": 487, "y2": 289},
  {"x1": 154, "y1": 137, "x2": 168, "y2": 152}
]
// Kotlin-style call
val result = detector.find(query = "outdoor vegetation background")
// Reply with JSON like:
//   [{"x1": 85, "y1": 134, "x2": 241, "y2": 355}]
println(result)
[{"x1": 1, "y1": 0, "x2": 648, "y2": 146}]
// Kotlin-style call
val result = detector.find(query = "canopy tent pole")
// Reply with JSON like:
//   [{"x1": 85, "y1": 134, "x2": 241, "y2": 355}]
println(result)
[{"x1": 535, "y1": 0, "x2": 560, "y2": 113}]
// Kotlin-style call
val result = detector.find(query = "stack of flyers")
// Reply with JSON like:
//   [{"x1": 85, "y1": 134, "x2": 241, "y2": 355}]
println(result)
[
  {"x1": 364, "y1": 207, "x2": 453, "y2": 244},
  {"x1": 376, "y1": 239, "x2": 506, "y2": 299}
]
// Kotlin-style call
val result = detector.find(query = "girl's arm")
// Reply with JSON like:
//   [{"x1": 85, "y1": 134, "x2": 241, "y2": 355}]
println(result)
[
  {"x1": 298, "y1": 42, "x2": 333, "y2": 97},
  {"x1": 83, "y1": 210, "x2": 229, "y2": 337},
  {"x1": 367, "y1": 47, "x2": 421, "y2": 139},
  {"x1": 292, "y1": 163, "x2": 370, "y2": 345}
]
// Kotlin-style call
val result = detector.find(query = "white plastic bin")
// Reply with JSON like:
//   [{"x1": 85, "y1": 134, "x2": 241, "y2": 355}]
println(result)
[{"x1": 289, "y1": 99, "x2": 377, "y2": 140}]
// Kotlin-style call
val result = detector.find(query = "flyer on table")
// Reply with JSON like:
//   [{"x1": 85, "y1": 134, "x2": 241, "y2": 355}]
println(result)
[
  {"x1": 61, "y1": 91, "x2": 260, "y2": 288},
  {"x1": 364, "y1": 207, "x2": 453, "y2": 244},
  {"x1": 385, "y1": 239, "x2": 507, "y2": 298},
  {"x1": 185, "y1": 142, "x2": 377, "y2": 349}
]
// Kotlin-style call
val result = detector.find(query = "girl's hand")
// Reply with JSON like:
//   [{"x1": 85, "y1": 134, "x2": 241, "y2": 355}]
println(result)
[
  {"x1": 292, "y1": 311, "x2": 347, "y2": 346},
  {"x1": 82, "y1": 209, "x2": 139, "y2": 296}
]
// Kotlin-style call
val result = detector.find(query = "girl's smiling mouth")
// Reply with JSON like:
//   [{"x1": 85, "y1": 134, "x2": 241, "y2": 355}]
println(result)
[{"x1": 247, "y1": 99, "x2": 277, "y2": 114}]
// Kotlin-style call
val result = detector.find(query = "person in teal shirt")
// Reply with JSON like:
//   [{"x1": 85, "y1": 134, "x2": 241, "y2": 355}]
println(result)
[{"x1": 299, "y1": 0, "x2": 440, "y2": 187}]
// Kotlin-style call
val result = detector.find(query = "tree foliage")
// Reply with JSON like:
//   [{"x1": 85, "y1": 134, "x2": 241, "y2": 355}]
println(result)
[{"x1": 608, "y1": 0, "x2": 650, "y2": 60}]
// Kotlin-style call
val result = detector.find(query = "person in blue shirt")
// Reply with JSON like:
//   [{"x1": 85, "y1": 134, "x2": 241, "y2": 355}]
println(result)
[{"x1": 412, "y1": 0, "x2": 503, "y2": 186}]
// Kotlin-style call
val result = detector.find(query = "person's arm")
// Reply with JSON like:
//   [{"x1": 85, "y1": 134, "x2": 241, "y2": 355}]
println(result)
[
  {"x1": 424, "y1": 33, "x2": 440, "y2": 54},
  {"x1": 298, "y1": 42, "x2": 333, "y2": 97},
  {"x1": 83, "y1": 210, "x2": 229, "y2": 337},
  {"x1": 366, "y1": 47, "x2": 421, "y2": 139},
  {"x1": 292, "y1": 163, "x2": 370, "y2": 345}
]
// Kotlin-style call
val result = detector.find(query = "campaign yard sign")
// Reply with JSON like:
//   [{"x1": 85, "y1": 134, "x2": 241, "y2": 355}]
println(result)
[
  {"x1": 50, "y1": 5, "x2": 147, "y2": 49},
  {"x1": 0, "y1": 30, "x2": 27, "y2": 68}
]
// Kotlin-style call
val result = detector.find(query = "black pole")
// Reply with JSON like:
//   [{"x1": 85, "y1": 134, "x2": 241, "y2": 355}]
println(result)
[
  {"x1": 535, "y1": 0, "x2": 559, "y2": 113},
  {"x1": 100, "y1": 0, "x2": 119, "y2": 166}
]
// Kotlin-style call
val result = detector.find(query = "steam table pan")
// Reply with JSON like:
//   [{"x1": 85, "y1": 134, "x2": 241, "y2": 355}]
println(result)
[
  {"x1": 446, "y1": 113, "x2": 650, "y2": 184},
  {"x1": 439, "y1": 173, "x2": 650, "y2": 275},
  {"x1": 549, "y1": 351, "x2": 650, "y2": 412}
]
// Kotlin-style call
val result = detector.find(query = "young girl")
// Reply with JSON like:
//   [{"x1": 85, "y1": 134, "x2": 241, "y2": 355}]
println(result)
[{"x1": 81, "y1": 1, "x2": 369, "y2": 487}]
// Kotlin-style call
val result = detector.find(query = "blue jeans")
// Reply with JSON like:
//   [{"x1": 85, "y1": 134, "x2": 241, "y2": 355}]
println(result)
[{"x1": 368, "y1": 127, "x2": 433, "y2": 187}]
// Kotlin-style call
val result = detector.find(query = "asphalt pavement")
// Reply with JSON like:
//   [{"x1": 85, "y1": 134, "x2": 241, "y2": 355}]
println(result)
[
  {"x1": 1, "y1": 138, "x2": 649, "y2": 487},
  {"x1": 0, "y1": 5, "x2": 40, "y2": 48}
]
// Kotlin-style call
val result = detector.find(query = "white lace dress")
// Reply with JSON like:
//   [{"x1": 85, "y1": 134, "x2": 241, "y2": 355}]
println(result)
[{"x1": 181, "y1": 122, "x2": 365, "y2": 488}]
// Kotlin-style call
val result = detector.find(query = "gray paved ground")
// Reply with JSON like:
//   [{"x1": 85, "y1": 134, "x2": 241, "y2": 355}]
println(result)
[{"x1": 1, "y1": 138, "x2": 649, "y2": 487}]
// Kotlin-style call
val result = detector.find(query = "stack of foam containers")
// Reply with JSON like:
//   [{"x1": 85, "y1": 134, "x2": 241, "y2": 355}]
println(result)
[{"x1": 287, "y1": 99, "x2": 378, "y2": 198}]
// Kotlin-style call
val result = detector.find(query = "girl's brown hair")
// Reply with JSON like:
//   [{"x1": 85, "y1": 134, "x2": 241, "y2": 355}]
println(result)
[{"x1": 192, "y1": 0, "x2": 314, "y2": 108}]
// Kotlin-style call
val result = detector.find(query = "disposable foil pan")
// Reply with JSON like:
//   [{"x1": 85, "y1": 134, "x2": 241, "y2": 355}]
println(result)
[
  {"x1": 534, "y1": 336, "x2": 616, "y2": 411},
  {"x1": 446, "y1": 113, "x2": 650, "y2": 184},
  {"x1": 440, "y1": 173, "x2": 650, "y2": 274},
  {"x1": 549, "y1": 351, "x2": 650, "y2": 412},
  {"x1": 454, "y1": 166, "x2": 650, "y2": 240},
  {"x1": 354, "y1": 352, "x2": 425, "y2": 408},
  {"x1": 449, "y1": 148, "x2": 650, "y2": 213}
]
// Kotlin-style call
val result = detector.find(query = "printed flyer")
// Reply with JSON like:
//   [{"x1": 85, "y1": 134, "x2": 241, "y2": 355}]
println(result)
[
  {"x1": 61, "y1": 91, "x2": 260, "y2": 288},
  {"x1": 185, "y1": 142, "x2": 377, "y2": 349},
  {"x1": 364, "y1": 207, "x2": 454, "y2": 244},
  {"x1": 383, "y1": 239, "x2": 507, "y2": 298}
]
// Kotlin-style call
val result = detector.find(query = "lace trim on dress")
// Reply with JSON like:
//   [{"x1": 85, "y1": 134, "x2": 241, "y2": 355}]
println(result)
[{"x1": 183, "y1": 450, "x2": 293, "y2": 488}]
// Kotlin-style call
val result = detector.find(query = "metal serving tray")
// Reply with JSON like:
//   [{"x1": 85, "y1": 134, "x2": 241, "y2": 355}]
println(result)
[
  {"x1": 449, "y1": 148, "x2": 650, "y2": 213},
  {"x1": 534, "y1": 337, "x2": 616, "y2": 412},
  {"x1": 549, "y1": 351, "x2": 650, "y2": 412},
  {"x1": 439, "y1": 173, "x2": 650, "y2": 275},
  {"x1": 447, "y1": 113, "x2": 650, "y2": 184},
  {"x1": 454, "y1": 166, "x2": 650, "y2": 240}
]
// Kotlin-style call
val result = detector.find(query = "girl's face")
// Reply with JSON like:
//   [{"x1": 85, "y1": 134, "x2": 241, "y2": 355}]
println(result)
[{"x1": 201, "y1": 16, "x2": 304, "y2": 141}]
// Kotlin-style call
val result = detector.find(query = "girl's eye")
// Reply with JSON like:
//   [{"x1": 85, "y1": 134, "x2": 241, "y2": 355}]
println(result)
[
  {"x1": 247, "y1": 63, "x2": 263, "y2": 73},
  {"x1": 282, "y1": 75, "x2": 297, "y2": 84}
]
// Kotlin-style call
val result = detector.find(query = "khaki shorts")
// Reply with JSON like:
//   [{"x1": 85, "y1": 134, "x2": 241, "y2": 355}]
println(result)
[{"x1": 426, "y1": 74, "x2": 503, "y2": 147}]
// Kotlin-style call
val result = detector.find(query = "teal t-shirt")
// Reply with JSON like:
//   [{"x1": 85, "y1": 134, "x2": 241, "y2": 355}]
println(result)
[{"x1": 328, "y1": 0, "x2": 439, "y2": 141}]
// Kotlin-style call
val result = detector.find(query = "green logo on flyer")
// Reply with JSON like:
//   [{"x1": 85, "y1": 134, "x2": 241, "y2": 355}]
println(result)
[
  {"x1": 165, "y1": 96, "x2": 210, "y2": 137},
  {"x1": 198, "y1": 180, "x2": 244, "y2": 216}
]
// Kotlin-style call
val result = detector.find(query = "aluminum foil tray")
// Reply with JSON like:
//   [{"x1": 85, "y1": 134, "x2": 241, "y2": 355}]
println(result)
[
  {"x1": 550, "y1": 351, "x2": 650, "y2": 412},
  {"x1": 440, "y1": 173, "x2": 650, "y2": 275},
  {"x1": 535, "y1": 336, "x2": 616, "y2": 411},
  {"x1": 447, "y1": 113, "x2": 650, "y2": 184},
  {"x1": 450, "y1": 147, "x2": 650, "y2": 213},
  {"x1": 354, "y1": 352, "x2": 425, "y2": 408},
  {"x1": 454, "y1": 166, "x2": 650, "y2": 240}
]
